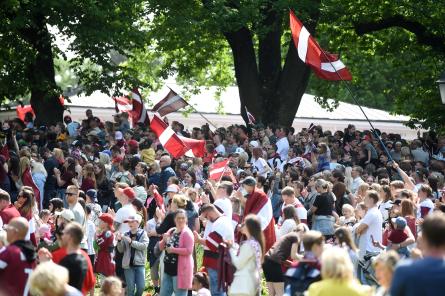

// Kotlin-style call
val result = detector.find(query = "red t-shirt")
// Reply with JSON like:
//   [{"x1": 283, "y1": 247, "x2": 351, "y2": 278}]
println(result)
[
  {"x1": 388, "y1": 228, "x2": 408, "y2": 244},
  {"x1": 0, "y1": 244, "x2": 36, "y2": 296},
  {"x1": 52, "y1": 248, "x2": 96, "y2": 295},
  {"x1": 0, "y1": 204, "x2": 21, "y2": 225}
]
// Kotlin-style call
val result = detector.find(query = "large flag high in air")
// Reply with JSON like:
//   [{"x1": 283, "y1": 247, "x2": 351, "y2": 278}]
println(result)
[
  {"x1": 130, "y1": 88, "x2": 150, "y2": 125},
  {"x1": 180, "y1": 137, "x2": 206, "y2": 158},
  {"x1": 114, "y1": 96, "x2": 133, "y2": 113},
  {"x1": 149, "y1": 114, "x2": 187, "y2": 158},
  {"x1": 289, "y1": 10, "x2": 352, "y2": 81},
  {"x1": 152, "y1": 88, "x2": 188, "y2": 117}
]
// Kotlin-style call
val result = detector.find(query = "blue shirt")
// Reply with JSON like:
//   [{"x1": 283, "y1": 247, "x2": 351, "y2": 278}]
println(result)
[{"x1": 390, "y1": 257, "x2": 445, "y2": 296}]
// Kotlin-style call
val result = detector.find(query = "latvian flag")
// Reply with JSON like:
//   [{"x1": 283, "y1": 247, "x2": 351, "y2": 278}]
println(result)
[
  {"x1": 290, "y1": 10, "x2": 352, "y2": 81},
  {"x1": 208, "y1": 159, "x2": 229, "y2": 181},
  {"x1": 114, "y1": 96, "x2": 133, "y2": 113},
  {"x1": 180, "y1": 137, "x2": 206, "y2": 158},
  {"x1": 131, "y1": 88, "x2": 150, "y2": 126},
  {"x1": 245, "y1": 107, "x2": 256, "y2": 125},
  {"x1": 152, "y1": 88, "x2": 188, "y2": 117},
  {"x1": 150, "y1": 114, "x2": 187, "y2": 158}
]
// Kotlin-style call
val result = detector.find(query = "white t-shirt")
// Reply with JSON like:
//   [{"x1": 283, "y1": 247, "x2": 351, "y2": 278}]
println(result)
[
  {"x1": 214, "y1": 198, "x2": 233, "y2": 219},
  {"x1": 378, "y1": 200, "x2": 393, "y2": 222},
  {"x1": 360, "y1": 206, "x2": 383, "y2": 256},
  {"x1": 114, "y1": 203, "x2": 137, "y2": 233},
  {"x1": 215, "y1": 144, "x2": 226, "y2": 156},
  {"x1": 251, "y1": 157, "x2": 269, "y2": 178},
  {"x1": 418, "y1": 198, "x2": 434, "y2": 218},
  {"x1": 351, "y1": 177, "x2": 365, "y2": 194},
  {"x1": 276, "y1": 137, "x2": 290, "y2": 161}
]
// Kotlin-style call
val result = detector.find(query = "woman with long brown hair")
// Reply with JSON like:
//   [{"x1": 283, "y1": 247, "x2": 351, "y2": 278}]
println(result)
[
  {"x1": 228, "y1": 214, "x2": 265, "y2": 296},
  {"x1": 401, "y1": 199, "x2": 417, "y2": 238},
  {"x1": 15, "y1": 186, "x2": 37, "y2": 245},
  {"x1": 80, "y1": 163, "x2": 97, "y2": 192}
]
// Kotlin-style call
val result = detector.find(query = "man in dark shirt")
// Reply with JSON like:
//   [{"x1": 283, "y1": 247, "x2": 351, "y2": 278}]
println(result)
[
  {"x1": 43, "y1": 149, "x2": 59, "y2": 208},
  {"x1": 159, "y1": 155, "x2": 176, "y2": 194},
  {"x1": 390, "y1": 212, "x2": 445, "y2": 296},
  {"x1": 0, "y1": 189, "x2": 20, "y2": 224},
  {"x1": 58, "y1": 222, "x2": 88, "y2": 291}
]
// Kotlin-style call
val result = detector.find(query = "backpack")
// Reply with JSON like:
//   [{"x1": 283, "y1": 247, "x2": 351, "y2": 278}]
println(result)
[{"x1": 283, "y1": 261, "x2": 321, "y2": 296}]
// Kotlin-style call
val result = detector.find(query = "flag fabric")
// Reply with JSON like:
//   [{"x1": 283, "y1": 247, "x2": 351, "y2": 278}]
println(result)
[
  {"x1": 245, "y1": 107, "x2": 256, "y2": 125},
  {"x1": 152, "y1": 88, "x2": 188, "y2": 117},
  {"x1": 113, "y1": 96, "x2": 133, "y2": 113},
  {"x1": 22, "y1": 167, "x2": 41, "y2": 210},
  {"x1": 0, "y1": 145, "x2": 9, "y2": 161},
  {"x1": 209, "y1": 159, "x2": 236, "y2": 183},
  {"x1": 130, "y1": 88, "x2": 150, "y2": 126},
  {"x1": 16, "y1": 105, "x2": 34, "y2": 122},
  {"x1": 149, "y1": 114, "x2": 187, "y2": 158},
  {"x1": 180, "y1": 137, "x2": 206, "y2": 158},
  {"x1": 289, "y1": 10, "x2": 352, "y2": 81},
  {"x1": 209, "y1": 159, "x2": 230, "y2": 181}
]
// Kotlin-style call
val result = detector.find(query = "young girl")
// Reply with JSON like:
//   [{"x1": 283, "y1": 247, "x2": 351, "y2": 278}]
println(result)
[
  {"x1": 192, "y1": 272, "x2": 211, "y2": 296},
  {"x1": 276, "y1": 205, "x2": 300, "y2": 239},
  {"x1": 95, "y1": 213, "x2": 116, "y2": 277},
  {"x1": 80, "y1": 163, "x2": 97, "y2": 192},
  {"x1": 37, "y1": 209, "x2": 52, "y2": 246},
  {"x1": 145, "y1": 208, "x2": 162, "y2": 295},
  {"x1": 228, "y1": 214, "x2": 265, "y2": 296},
  {"x1": 336, "y1": 204, "x2": 356, "y2": 229}
]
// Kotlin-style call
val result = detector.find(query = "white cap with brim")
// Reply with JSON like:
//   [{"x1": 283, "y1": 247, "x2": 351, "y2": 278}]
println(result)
[
  {"x1": 55, "y1": 209, "x2": 75, "y2": 221},
  {"x1": 165, "y1": 185, "x2": 179, "y2": 193},
  {"x1": 124, "y1": 214, "x2": 143, "y2": 224}
]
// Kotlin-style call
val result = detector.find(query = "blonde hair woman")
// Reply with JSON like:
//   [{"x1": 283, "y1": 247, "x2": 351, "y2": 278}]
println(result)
[
  {"x1": 29, "y1": 261, "x2": 82, "y2": 295},
  {"x1": 308, "y1": 247, "x2": 370, "y2": 296}
]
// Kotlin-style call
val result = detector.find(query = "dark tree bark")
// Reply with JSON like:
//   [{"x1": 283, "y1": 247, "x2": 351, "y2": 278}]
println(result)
[
  {"x1": 354, "y1": 15, "x2": 445, "y2": 54},
  {"x1": 20, "y1": 12, "x2": 64, "y2": 126},
  {"x1": 223, "y1": 3, "x2": 320, "y2": 126}
]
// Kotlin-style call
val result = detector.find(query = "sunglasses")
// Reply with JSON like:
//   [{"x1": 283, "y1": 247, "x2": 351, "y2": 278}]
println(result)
[{"x1": 65, "y1": 192, "x2": 76, "y2": 196}]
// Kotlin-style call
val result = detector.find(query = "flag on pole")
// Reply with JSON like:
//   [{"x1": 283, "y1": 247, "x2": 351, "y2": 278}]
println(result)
[
  {"x1": 130, "y1": 88, "x2": 150, "y2": 125},
  {"x1": 245, "y1": 107, "x2": 256, "y2": 125},
  {"x1": 289, "y1": 10, "x2": 352, "y2": 81},
  {"x1": 22, "y1": 167, "x2": 41, "y2": 210},
  {"x1": 209, "y1": 159, "x2": 230, "y2": 181},
  {"x1": 180, "y1": 137, "x2": 206, "y2": 158},
  {"x1": 152, "y1": 88, "x2": 188, "y2": 117},
  {"x1": 113, "y1": 96, "x2": 133, "y2": 113},
  {"x1": 149, "y1": 114, "x2": 187, "y2": 158}
]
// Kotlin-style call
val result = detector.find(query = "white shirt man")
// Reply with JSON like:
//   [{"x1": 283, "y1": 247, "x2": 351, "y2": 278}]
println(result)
[
  {"x1": 356, "y1": 191, "x2": 383, "y2": 259},
  {"x1": 351, "y1": 166, "x2": 365, "y2": 194},
  {"x1": 276, "y1": 137, "x2": 290, "y2": 161}
]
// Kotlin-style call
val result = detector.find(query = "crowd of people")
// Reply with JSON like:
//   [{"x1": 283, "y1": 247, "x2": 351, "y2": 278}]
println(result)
[{"x1": 1, "y1": 108, "x2": 445, "y2": 296}]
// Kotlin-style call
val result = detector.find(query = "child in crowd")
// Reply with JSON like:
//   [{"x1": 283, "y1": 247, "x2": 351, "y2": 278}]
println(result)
[
  {"x1": 85, "y1": 205, "x2": 96, "y2": 268},
  {"x1": 85, "y1": 189, "x2": 102, "y2": 223},
  {"x1": 95, "y1": 213, "x2": 116, "y2": 278},
  {"x1": 37, "y1": 209, "x2": 52, "y2": 246},
  {"x1": 192, "y1": 272, "x2": 211, "y2": 296},
  {"x1": 145, "y1": 209, "x2": 162, "y2": 295},
  {"x1": 386, "y1": 217, "x2": 411, "y2": 258},
  {"x1": 336, "y1": 204, "x2": 356, "y2": 229}
]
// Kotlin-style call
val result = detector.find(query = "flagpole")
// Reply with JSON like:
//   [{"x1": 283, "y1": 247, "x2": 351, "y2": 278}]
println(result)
[
  {"x1": 319, "y1": 50, "x2": 394, "y2": 162},
  {"x1": 166, "y1": 86, "x2": 219, "y2": 131}
]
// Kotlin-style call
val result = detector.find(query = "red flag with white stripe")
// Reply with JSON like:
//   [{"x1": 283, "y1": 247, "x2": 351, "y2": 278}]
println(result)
[
  {"x1": 22, "y1": 167, "x2": 41, "y2": 210},
  {"x1": 152, "y1": 88, "x2": 188, "y2": 117},
  {"x1": 208, "y1": 159, "x2": 229, "y2": 181},
  {"x1": 149, "y1": 114, "x2": 187, "y2": 158},
  {"x1": 130, "y1": 88, "x2": 150, "y2": 126},
  {"x1": 180, "y1": 137, "x2": 206, "y2": 158},
  {"x1": 290, "y1": 10, "x2": 352, "y2": 81},
  {"x1": 113, "y1": 96, "x2": 133, "y2": 113}
]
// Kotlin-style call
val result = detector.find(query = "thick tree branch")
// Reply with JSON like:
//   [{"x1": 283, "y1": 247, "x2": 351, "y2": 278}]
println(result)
[{"x1": 354, "y1": 15, "x2": 445, "y2": 53}]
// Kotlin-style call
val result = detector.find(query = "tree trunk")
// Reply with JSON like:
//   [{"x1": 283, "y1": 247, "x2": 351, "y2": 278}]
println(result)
[
  {"x1": 224, "y1": 3, "x2": 321, "y2": 127},
  {"x1": 21, "y1": 13, "x2": 63, "y2": 126}
]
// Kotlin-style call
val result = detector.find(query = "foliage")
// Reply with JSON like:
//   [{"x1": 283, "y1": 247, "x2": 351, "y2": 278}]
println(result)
[{"x1": 0, "y1": 0, "x2": 149, "y2": 112}]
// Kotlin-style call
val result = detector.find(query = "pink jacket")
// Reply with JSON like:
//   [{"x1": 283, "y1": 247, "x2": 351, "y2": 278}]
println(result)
[{"x1": 160, "y1": 226, "x2": 194, "y2": 289}]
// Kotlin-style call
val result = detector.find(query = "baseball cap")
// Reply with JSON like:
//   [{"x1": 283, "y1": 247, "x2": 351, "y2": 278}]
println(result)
[
  {"x1": 165, "y1": 184, "x2": 180, "y2": 193},
  {"x1": 112, "y1": 155, "x2": 124, "y2": 164},
  {"x1": 241, "y1": 176, "x2": 257, "y2": 187},
  {"x1": 249, "y1": 141, "x2": 260, "y2": 148},
  {"x1": 392, "y1": 216, "x2": 407, "y2": 229},
  {"x1": 86, "y1": 189, "x2": 97, "y2": 202},
  {"x1": 128, "y1": 139, "x2": 139, "y2": 148},
  {"x1": 234, "y1": 147, "x2": 245, "y2": 154},
  {"x1": 55, "y1": 209, "x2": 75, "y2": 222},
  {"x1": 115, "y1": 131, "x2": 123, "y2": 140},
  {"x1": 180, "y1": 163, "x2": 189, "y2": 170},
  {"x1": 124, "y1": 214, "x2": 143, "y2": 224},
  {"x1": 98, "y1": 213, "x2": 115, "y2": 231},
  {"x1": 122, "y1": 187, "x2": 136, "y2": 200}
]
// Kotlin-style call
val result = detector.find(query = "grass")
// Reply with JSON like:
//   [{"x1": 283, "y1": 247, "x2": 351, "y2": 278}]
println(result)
[{"x1": 95, "y1": 244, "x2": 269, "y2": 295}]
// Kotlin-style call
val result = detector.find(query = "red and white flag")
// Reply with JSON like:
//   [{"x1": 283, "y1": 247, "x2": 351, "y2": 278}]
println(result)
[
  {"x1": 245, "y1": 107, "x2": 256, "y2": 125},
  {"x1": 209, "y1": 159, "x2": 230, "y2": 181},
  {"x1": 113, "y1": 96, "x2": 133, "y2": 113},
  {"x1": 180, "y1": 137, "x2": 206, "y2": 158},
  {"x1": 22, "y1": 167, "x2": 41, "y2": 210},
  {"x1": 149, "y1": 114, "x2": 187, "y2": 158},
  {"x1": 152, "y1": 88, "x2": 188, "y2": 117},
  {"x1": 290, "y1": 10, "x2": 352, "y2": 81},
  {"x1": 130, "y1": 88, "x2": 149, "y2": 125}
]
